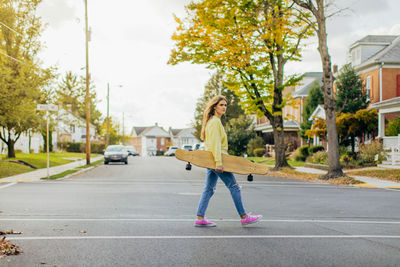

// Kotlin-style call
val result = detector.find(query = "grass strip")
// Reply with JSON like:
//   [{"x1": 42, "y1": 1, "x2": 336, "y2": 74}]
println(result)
[
  {"x1": 41, "y1": 159, "x2": 103, "y2": 180},
  {"x1": 348, "y1": 169, "x2": 400, "y2": 183},
  {"x1": 267, "y1": 167, "x2": 364, "y2": 185},
  {"x1": 0, "y1": 161, "x2": 33, "y2": 179}
]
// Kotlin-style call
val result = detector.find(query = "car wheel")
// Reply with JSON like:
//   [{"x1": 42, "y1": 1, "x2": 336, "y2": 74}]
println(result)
[
  {"x1": 125, "y1": 159, "x2": 128, "y2": 165},
  {"x1": 104, "y1": 161, "x2": 109, "y2": 165}
]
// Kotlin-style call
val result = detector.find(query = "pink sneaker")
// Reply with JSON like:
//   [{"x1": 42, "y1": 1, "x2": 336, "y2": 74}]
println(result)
[
  {"x1": 194, "y1": 218, "x2": 216, "y2": 227},
  {"x1": 241, "y1": 214, "x2": 262, "y2": 226}
]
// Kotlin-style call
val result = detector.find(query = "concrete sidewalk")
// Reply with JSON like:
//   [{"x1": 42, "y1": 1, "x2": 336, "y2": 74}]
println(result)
[
  {"x1": 0, "y1": 156, "x2": 103, "y2": 183},
  {"x1": 295, "y1": 166, "x2": 400, "y2": 189}
]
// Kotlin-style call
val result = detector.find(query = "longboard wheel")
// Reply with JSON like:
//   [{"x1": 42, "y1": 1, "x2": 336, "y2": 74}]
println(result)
[
  {"x1": 186, "y1": 162, "x2": 192, "y2": 171},
  {"x1": 247, "y1": 174, "x2": 253, "y2": 182}
]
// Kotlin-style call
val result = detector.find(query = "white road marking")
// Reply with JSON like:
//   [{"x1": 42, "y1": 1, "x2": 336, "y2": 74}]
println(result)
[
  {"x1": 6, "y1": 235, "x2": 400, "y2": 241},
  {"x1": 0, "y1": 218, "x2": 399, "y2": 224},
  {"x1": 0, "y1": 182, "x2": 17, "y2": 190}
]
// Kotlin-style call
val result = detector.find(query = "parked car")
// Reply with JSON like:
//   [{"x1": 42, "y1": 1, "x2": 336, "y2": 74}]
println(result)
[
  {"x1": 199, "y1": 142, "x2": 205, "y2": 150},
  {"x1": 104, "y1": 145, "x2": 129, "y2": 164},
  {"x1": 181, "y1": 144, "x2": 193, "y2": 151},
  {"x1": 192, "y1": 143, "x2": 201, "y2": 150},
  {"x1": 125, "y1": 145, "x2": 139, "y2": 156},
  {"x1": 165, "y1": 146, "x2": 178, "y2": 156}
]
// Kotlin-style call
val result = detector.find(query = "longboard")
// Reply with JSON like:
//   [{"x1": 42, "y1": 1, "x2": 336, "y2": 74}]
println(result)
[{"x1": 175, "y1": 149, "x2": 269, "y2": 181}]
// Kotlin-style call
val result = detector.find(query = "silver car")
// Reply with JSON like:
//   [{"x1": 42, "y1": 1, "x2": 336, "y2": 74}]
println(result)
[{"x1": 104, "y1": 145, "x2": 129, "y2": 164}]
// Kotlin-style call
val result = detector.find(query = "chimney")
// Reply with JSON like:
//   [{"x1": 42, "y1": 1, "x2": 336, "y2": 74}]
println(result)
[{"x1": 333, "y1": 64, "x2": 338, "y2": 74}]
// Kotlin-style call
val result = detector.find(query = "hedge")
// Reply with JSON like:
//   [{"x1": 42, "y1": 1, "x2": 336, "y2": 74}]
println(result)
[
  {"x1": 253, "y1": 148, "x2": 266, "y2": 157},
  {"x1": 58, "y1": 142, "x2": 105, "y2": 154},
  {"x1": 308, "y1": 145, "x2": 324, "y2": 155}
]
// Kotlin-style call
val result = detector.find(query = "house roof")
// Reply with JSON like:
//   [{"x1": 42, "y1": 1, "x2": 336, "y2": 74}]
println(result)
[
  {"x1": 309, "y1": 105, "x2": 325, "y2": 121},
  {"x1": 370, "y1": 96, "x2": 400, "y2": 110},
  {"x1": 254, "y1": 120, "x2": 299, "y2": 133},
  {"x1": 354, "y1": 35, "x2": 400, "y2": 68},
  {"x1": 292, "y1": 72, "x2": 323, "y2": 98},
  {"x1": 131, "y1": 125, "x2": 170, "y2": 137},
  {"x1": 169, "y1": 128, "x2": 183, "y2": 136},
  {"x1": 353, "y1": 35, "x2": 397, "y2": 46}
]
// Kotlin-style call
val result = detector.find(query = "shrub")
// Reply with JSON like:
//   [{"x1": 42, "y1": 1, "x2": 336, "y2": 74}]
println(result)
[
  {"x1": 247, "y1": 136, "x2": 264, "y2": 156},
  {"x1": 291, "y1": 147, "x2": 306, "y2": 161},
  {"x1": 358, "y1": 141, "x2": 383, "y2": 164},
  {"x1": 307, "y1": 151, "x2": 328, "y2": 165},
  {"x1": 308, "y1": 145, "x2": 324, "y2": 154},
  {"x1": 299, "y1": 145, "x2": 309, "y2": 158},
  {"x1": 253, "y1": 148, "x2": 266, "y2": 157}
]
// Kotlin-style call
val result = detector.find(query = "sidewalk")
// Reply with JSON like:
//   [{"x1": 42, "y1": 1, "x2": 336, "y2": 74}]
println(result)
[
  {"x1": 295, "y1": 166, "x2": 400, "y2": 189},
  {"x1": 0, "y1": 156, "x2": 103, "y2": 183}
]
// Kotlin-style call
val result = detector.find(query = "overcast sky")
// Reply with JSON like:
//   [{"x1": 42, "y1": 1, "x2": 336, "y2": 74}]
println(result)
[{"x1": 36, "y1": 0, "x2": 400, "y2": 132}]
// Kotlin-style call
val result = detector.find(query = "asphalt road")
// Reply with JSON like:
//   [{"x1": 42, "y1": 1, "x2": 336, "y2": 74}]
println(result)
[{"x1": 1, "y1": 156, "x2": 400, "y2": 267}]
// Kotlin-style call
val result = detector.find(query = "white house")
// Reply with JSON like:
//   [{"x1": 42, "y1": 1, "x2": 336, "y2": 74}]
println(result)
[{"x1": 169, "y1": 128, "x2": 200, "y2": 148}]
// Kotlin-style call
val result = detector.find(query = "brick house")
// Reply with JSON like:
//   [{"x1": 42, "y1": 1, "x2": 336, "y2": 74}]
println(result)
[
  {"x1": 254, "y1": 72, "x2": 323, "y2": 149},
  {"x1": 349, "y1": 35, "x2": 400, "y2": 149},
  {"x1": 129, "y1": 123, "x2": 171, "y2": 156}
]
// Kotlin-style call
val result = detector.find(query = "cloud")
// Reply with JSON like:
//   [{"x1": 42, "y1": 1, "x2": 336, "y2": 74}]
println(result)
[{"x1": 37, "y1": 0, "x2": 77, "y2": 29}]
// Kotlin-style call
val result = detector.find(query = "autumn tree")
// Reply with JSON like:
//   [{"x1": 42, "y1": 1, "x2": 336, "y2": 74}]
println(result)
[
  {"x1": 335, "y1": 63, "x2": 369, "y2": 114},
  {"x1": 293, "y1": 0, "x2": 344, "y2": 178},
  {"x1": 99, "y1": 117, "x2": 121, "y2": 145},
  {"x1": 0, "y1": 0, "x2": 54, "y2": 158},
  {"x1": 193, "y1": 71, "x2": 245, "y2": 140},
  {"x1": 169, "y1": 0, "x2": 313, "y2": 170}
]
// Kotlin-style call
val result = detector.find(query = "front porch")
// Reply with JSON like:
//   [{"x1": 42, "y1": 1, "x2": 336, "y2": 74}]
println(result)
[{"x1": 371, "y1": 97, "x2": 400, "y2": 165}]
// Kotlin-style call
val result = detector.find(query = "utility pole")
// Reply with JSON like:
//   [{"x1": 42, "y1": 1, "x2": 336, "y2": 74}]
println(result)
[
  {"x1": 106, "y1": 83, "x2": 110, "y2": 147},
  {"x1": 84, "y1": 0, "x2": 91, "y2": 164}
]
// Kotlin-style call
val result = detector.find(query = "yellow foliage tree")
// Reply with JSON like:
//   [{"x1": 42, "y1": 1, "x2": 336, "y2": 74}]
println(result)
[{"x1": 169, "y1": 0, "x2": 313, "y2": 169}]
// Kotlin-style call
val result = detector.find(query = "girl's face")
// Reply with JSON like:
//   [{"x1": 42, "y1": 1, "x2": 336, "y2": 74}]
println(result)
[{"x1": 214, "y1": 100, "x2": 227, "y2": 117}]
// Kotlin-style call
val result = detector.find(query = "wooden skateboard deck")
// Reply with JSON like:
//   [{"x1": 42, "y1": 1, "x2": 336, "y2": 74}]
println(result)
[{"x1": 175, "y1": 149, "x2": 269, "y2": 175}]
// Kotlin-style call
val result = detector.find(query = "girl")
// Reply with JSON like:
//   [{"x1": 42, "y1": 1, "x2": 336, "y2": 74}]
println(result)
[{"x1": 194, "y1": 95, "x2": 262, "y2": 227}]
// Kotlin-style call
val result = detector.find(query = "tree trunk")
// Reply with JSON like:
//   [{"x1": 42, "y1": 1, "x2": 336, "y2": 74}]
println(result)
[
  {"x1": 7, "y1": 140, "x2": 16, "y2": 158},
  {"x1": 272, "y1": 116, "x2": 290, "y2": 170},
  {"x1": 315, "y1": 1, "x2": 345, "y2": 179}
]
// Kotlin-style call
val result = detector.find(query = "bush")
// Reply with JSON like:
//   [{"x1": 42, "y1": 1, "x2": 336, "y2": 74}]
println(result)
[
  {"x1": 247, "y1": 136, "x2": 264, "y2": 156},
  {"x1": 253, "y1": 148, "x2": 266, "y2": 157},
  {"x1": 307, "y1": 151, "x2": 328, "y2": 165},
  {"x1": 299, "y1": 145, "x2": 309, "y2": 158},
  {"x1": 57, "y1": 142, "x2": 105, "y2": 154},
  {"x1": 358, "y1": 141, "x2": 383, "y2": 164},
  {"x1": 308, "y1": 145, "x2": 324, "y2": 154}
]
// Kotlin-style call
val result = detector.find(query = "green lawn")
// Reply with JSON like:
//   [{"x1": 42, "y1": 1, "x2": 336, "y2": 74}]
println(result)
[
  {"x1": 0, "y1": 152, "x2": 100, "y2": 179},
  {"x1": 0, "y1": 161, "x2": 34, "y2": 178},
  {"x1": 247, "y1": 157, "x2": 305, "y2": 167}
]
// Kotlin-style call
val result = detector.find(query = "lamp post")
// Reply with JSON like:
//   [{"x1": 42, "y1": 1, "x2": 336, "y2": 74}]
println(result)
[
  {"x1": 84, "y1": 0, "x2": 90, "y2": 165},
  {"x1": 106, "y1": 84, "x2": 122, "y2": 147}
]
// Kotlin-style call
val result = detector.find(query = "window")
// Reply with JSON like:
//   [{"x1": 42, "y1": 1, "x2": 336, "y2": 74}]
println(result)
[
  {"x1": 397, "y1": 75, "x2": 400, "y2": 97},
  {"x1": 70, "y1": 125, "x2": 75, "y2": 133},
  {"x1": 366, "y1": 76, "x2": 371, "y2": 101}
]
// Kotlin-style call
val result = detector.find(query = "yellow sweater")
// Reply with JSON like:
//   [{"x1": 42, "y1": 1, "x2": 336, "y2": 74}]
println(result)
[{"x1": 205, "y1": 116, "x2": 228, "y2": 166}]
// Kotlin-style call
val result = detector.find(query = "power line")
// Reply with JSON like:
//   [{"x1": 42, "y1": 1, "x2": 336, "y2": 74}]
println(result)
[
  {"x1": 0, "y1": 49, "x2": 23, "y2": 63},
  {"x1": 0, "y1": 21, "x2": 23, "y2": 36}
]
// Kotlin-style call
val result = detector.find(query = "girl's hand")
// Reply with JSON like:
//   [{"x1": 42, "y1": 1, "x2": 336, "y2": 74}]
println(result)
[{"x1": 215, "y1": 165, "x2": 224, "y2": 173}]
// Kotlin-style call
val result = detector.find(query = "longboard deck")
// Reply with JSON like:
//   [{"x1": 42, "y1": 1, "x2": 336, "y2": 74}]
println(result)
[{"x1": 175, "y1": 149, "x2": 269, "y2": 175}]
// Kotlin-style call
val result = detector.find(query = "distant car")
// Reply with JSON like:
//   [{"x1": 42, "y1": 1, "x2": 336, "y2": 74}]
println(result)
[
  {"x1": 165, "y1": 146, "x2": 178, "y2": 156},
  {"x1": 104, "y1": 145, "x2": 129, "y2": 164},
  {"x1": 192, "y1": 143, "x2": 201, "y2": 151},
  {"x1": 181, "y1": 144, "x2": 193, "y2": 151},
  {"x1": 125, "y1": 145, "x2": 139, "y2": 156},
  {"x1": 199, "y1": 142, "x2": 205, "y2": 150}
]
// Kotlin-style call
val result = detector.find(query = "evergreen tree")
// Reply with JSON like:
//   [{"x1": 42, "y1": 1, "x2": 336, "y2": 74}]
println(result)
[
  {"x1": 225, "y1": 115, "x2": 256, "y2": 156},
  {"x1": 193, "y1": 71, "x2": 245, "y2": 140},
  {"x1": 335, "y1": 63, "x2": 369, "y2": 114},
  {"x1": 300, "y1": 81, "x2": 324, "y2": 139}
]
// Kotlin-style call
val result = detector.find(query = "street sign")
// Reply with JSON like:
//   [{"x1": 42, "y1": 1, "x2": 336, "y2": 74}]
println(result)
[{"x1": 37, "y1": 104, "x2": 58, "y2": 111}]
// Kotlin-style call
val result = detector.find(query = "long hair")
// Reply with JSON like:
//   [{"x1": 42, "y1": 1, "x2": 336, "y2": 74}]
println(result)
[{"x1": 200, "y1": 95, "x2": 227, "y2": 141}]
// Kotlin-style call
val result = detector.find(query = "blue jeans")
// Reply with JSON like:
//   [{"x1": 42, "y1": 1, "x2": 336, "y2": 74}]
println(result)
[{"x1": 196, "y1": 169, "x2": 246, "y2": 217}]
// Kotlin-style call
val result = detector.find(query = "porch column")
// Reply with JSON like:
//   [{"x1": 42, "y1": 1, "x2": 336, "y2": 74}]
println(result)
[{"x1": 378, "y1": 111, "x2": 385, "y2": 138}]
